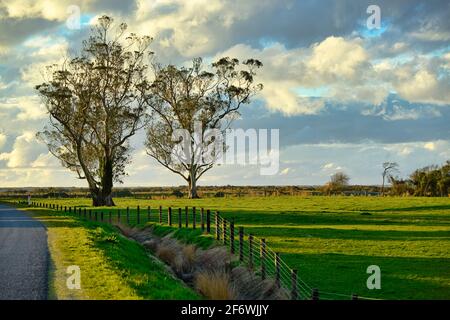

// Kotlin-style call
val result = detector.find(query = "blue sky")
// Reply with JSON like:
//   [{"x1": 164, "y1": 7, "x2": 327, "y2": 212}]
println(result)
[{"x1": 0, "y1": 0, "x2": 449, "y2": 187}]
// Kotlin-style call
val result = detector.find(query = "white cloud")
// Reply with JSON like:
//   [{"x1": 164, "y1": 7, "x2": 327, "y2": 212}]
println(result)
[
  {"x1": 424, "y1": 142, "x2": 436, "y2": 151},
  {"x1": 395, "y1": 68, "x2": 450, "y2": 105},
  {"x1": 215, "y1": 36, "x2": 376, "y2": 115},
  {"x1": 0, "y1": 133, "x2": 6, "y2": 150},
  {"x1": 307, "y1": 36, "x2": 369, "y2": 82},
  {"x1": 0, "y1": 131, "x2": 46, "y2": 168},
  {"x1": 0, "y1": 96, "x2": 46, "y2": 120},
  {"x1": 321, "y1": 162, "x2": 343, "y2": 172},
  {"x1": 0, "y1": 0, "x2": 87, "y2": 21},
  {"x1": 31, "y1": 152, "x2": 60, "y2": 168}
]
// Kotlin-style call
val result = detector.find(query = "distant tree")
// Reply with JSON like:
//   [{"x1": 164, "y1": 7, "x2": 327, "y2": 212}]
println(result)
[
  {"x1": 381, "y1": 162, "x2": 399, "y2": 196},
  {"x1": 172, "y1": 189, "x2": 184, "y2": 198},
  {"x1": 437, "y1": 161, "x2": 450, "y2": 196},
  {"x1": 410, "y1": 161, "x2": 450, "y2": 197},
  {"x1": 214, "y1": 191, "x2": 225, "y2": 198},
  {"x1": 324, "y1": 172, "x2": 350, "y2": 195},
  {"x1": 36, "y1": 16, "x2": 152, "y2": 206},
  {"x1": 389, "y1": 176, "x2": 413, "y2": 196},
  {"x1": 144, "y1": 57, "x2": 263, "y2": 198}
]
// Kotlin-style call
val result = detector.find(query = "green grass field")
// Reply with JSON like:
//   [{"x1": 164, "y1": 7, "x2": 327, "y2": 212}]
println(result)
[{"x1": 24, "y1": 196, "x2": 450, "y2": 299}]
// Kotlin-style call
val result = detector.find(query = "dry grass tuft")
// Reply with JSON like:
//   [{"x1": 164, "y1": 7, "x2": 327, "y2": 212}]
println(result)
[
  {"x1": 142, "y1": 238, "x2": 161, "y2": 251},
  {"x1": 183, "y1": 245, "x2": 197, "y2": 265},
  {"x1": 230, "y1": 266, "x2": 290, "y2": 300},
  {"x1": 195, "y1": 246, "x2": 233, "y2": 271},
  {"x1": 116, "y1": 223, "x2": 289, "y2": 300},
  {"x1": 195, "y1": 270, "x2": 237, "y2": 300},
  {"x1": 155, "y1": 237, "x2": 181, "y2": 266},
  {"x1": 156, "y1": 246, "x2": 178, "y2": 266}
]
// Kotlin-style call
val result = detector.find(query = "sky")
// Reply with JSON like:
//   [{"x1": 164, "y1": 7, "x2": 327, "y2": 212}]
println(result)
[{"x1": 0, "y1": 0, "x2": 449, "y2": 187}]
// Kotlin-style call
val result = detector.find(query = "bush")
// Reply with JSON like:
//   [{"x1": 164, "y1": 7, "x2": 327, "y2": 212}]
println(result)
[{"x1": 172, "y1": 190, "x2": 184, "y2": 198}]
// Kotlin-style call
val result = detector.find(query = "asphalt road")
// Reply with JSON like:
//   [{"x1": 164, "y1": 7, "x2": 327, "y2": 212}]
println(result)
[{"x1": 0, "y1": 204, "x2": 48, "y2": 300}]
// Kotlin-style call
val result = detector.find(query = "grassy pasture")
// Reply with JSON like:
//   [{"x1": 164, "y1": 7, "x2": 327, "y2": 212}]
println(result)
[{"x1": 29, "y1": 196, "x2": 450, "y2": 300}]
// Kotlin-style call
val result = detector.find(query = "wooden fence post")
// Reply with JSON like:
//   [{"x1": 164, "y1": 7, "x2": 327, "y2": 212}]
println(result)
[
  {"x1": 215, "y1": 212, "x2": 220, "y2": 240},
  {"x1": 159, "y1": 206, "x2": 162, "y2": 223},
  {"x1": 201, "y1": 208, "x2": 205, "y2": 231},
  {"x1": 168, "y1": 207, "x2": 172, "y2": 226},
  {"x1": 147, "y1": 206, "x2": 151, "y2": 222},
  {"x1": 192, "y1": 207, "x2": 196, "y2": 229},
  {"x1": 275, "y1": 252, "x2": 281, "y2": 287},
  {"x1": 137, "y1": 206, "x2": 140, "y2": 224},
  {"x1": 230, "y1": 220, "x2": 235, "y2": 254},
  {"x1": 291, "y1": 269, "x2": 298, "y2": 300},
  {"x1": 206, "y1": 209, "x2": 211, "y2": 233},
  {"x1": 185, "y1": 206, "x2": 189, "y2": 228},
  {"x1": 89, "y1": 209, "x2": 92, "y2": 220},
  {"x1": 260, "y1": 239, "x2": 266, "y2": 280},
  {"x1": 69, "y1": 207, "x2": 72, "y2": 213},
  {"x1": 249, "y1": 234, "x2": 254, "y2": 269},
  {"x1": 312, "y1": 288, "x2": 319, "y2": 300},
  {"x1": 100, "y1": 211, "x2": 104, "y2": 222},
  {"x1": 222, "y1": 219, "x2": 227, "y2": 245},
  {"x1": 109, "y1": 211, "x2": 112, "y2": 224},
  {"x1": 84, "y1": 208, "x2": 86, "y2": 219},
  {"x1": 117, "y1": 209, "x2": 121, "y2": 223},
  {"x1": 95, "y1": 211, "x2": 98, "y2": 221},
  {"x1": 239, "y1": 227, "x2": 244, "y2": 262},
  {"x1": 126, "y1": 207, "x2": 130, "y2": 224},
  {"x1": 178, "y1": 208, "x2": 182, "y2": 228}
]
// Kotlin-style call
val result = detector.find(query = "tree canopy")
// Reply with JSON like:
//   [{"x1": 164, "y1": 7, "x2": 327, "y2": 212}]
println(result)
[
  {"x1": 144, "y1": 57, "x2": 263, "y2": 198},
  {"x1": 36, "y1": 16, "x2": 153, "y2": 206}
]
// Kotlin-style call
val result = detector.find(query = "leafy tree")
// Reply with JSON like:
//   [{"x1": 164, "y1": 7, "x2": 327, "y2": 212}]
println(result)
[
  {"x1": 144, "y1": 57, "x2": 263, "y2": 198},
  {"x1": 36, "y1": 16, "x2": 152, "y2": 206},
  {"x1": 388, "y1": 176, "x2": 413, "y2": 196},
  {"x1": 381, "y1": 162, "x2": 399, "y2": 196},
  {"x1": 410, "y1": 161, "x2": 450, "y2": 197}
]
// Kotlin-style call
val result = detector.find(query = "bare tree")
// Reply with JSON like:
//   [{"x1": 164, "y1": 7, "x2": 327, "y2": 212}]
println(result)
[
  {"x1": 324, "y1": 172, "x2": 350, "y2": 195},
  {"x1": 381, "y1": 162, "x2": 399, "y2": 196},
  {"x1": 144, "y1": 57, "x2": 263, "y2": 198},
  {"x1": 36, "y1": 16, "x2": 152, "y2": 206}
]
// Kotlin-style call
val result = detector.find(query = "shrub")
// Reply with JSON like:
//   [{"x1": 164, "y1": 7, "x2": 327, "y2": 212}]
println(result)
[
  {"x1": 195, "y1": 270, "x2": 237, "y2": 300},
  {"x1": 172, "y1": 190, "x2": 184, "y2": 198}
]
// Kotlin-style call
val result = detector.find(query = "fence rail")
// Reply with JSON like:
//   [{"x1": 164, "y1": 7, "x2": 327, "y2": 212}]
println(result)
[{"x1": 21, "y1": 200, "x2": 378, "y2": 300}]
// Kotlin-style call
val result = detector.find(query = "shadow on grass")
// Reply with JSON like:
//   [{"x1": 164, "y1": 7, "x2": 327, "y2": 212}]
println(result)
[
  {"x1": 242, "y1": 226, "x2": 450, "y2": 241},
  {"x1": 365, "y1": 204, "x2": 450, "y2": 213},
  {"x1": 282, "y1": 252, "x2": 450, "y2": 300}
]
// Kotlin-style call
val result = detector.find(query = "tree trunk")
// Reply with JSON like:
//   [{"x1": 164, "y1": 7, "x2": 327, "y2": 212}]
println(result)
[
  {"x1": 90, "y1": 157, "x2": 115, "y2": 206},
  {"x1": 188, "y1": 176, "x2": 200, "y2": 199},
  {"x1": 381, "y1": 174, "x2": 385, "y2": 196},
  {"x1": 91, "y1": 190, "x2": 115, "y2": 207}
]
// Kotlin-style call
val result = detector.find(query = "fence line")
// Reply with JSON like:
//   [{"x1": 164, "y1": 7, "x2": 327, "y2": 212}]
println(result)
[{"x1": 22, "y1": 200, "x2": 378, "y2": 301}]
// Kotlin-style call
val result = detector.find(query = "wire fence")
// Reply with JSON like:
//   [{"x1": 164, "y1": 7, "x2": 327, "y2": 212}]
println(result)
[{"x1": 25, "y1": 200, "x2": 379, "y2": 301}]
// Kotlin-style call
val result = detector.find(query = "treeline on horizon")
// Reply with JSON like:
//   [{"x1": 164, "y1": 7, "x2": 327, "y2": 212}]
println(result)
[
  {"x1": 390, "y1": 160, "x2": 450, "y2": 197},
  {"x1": 2, "y1": 161, "x2": 449, "y2": 199}
]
